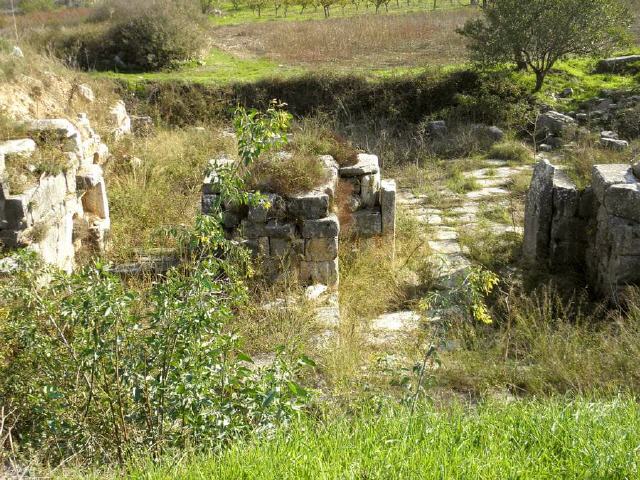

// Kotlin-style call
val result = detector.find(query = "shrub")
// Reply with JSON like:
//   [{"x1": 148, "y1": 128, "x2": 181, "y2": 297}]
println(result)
[
  {"x1": 287, "y1": 116, "x2": 359, "y2": 168},
  {"x1": 0, "y1": 217, "x2": 313, "y2": 464},
  {"x1": 102, "y1": 10, "x2": 201, "y2": 71}
]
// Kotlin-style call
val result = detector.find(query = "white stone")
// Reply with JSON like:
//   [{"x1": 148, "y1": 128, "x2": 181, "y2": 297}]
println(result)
[
  {"x1": 305, "y1": 284, "x2": 328, "y2": 301},
  {"x1": 0, "y1": 138, "x2": 36, "y2": 157},
  {"x1": 77, "y1": 84, "x2": 95, "y2": 103},
  {"x1": 339, "y1": 153, "x2": 379, "y2": 177}
]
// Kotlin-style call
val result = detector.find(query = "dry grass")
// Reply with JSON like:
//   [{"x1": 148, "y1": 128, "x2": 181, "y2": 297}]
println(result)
[
  {"x1": 247, "y1": 152, "x2": 329, "y2": 195},
  {"x1": 105, "y1": 126, "x2": 236, "y2": 261},
  {"x1": 212, "y1": 8, "x2": 476, "y2": 67}
]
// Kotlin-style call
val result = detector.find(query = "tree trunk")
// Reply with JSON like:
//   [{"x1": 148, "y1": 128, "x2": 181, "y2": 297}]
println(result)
[{"x1": 534, "y1": 71, "x2": 546, "y2": 92}]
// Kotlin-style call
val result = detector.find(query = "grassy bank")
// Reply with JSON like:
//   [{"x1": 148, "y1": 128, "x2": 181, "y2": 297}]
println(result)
[{"x1": 75, "y1": 398, "x2": 640, "y2": 479}]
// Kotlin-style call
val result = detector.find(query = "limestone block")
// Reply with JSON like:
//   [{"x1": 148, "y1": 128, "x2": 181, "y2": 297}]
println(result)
[
  {"x1": 29, "y1": 174, "x2": 68, "y2": 224},
  {"x1": 77, "y1": 84, "x2": 95, "y2": 103},
  {"x1": 300, "y1": 258, "x2": 339, "y2": 287},
  {"x1": 352, "y1": 209, "x2": 382, "y2": 237},
  {"x1": 596, "y1": 55, "x2": 640, "y2": 73},
  {"x1": 240, "y1": 219, "x2": 268, "y2": 239},
  {"x1": 0, "y1": 138, "x2": 37, "y2": 158},
  {"x1": 223, "y1": 211, "x2": 243, "y2": 229},
  {"x1": 604, "y1": 183, "x2": 640, "y2": 223},
  {"x1": 244, "y1": 237, "x2": 269, "y2": 257},
  {"x1": 265, "y1": 193, "x2": 286, "y2": 220},
  {"x1": 360, "y1": 172, "x2": 381, "y2": 208},
  {"x1": 76, "y1": 164, "x2": 104, "y2": 190},
  {"x1": 203, "y1": 156, "x2": 236, "y2": 194},
  {"x1": 523, "y1": 160, "x2": 556, "y2": 263},
  {"x1": 318, "y1": 155, "x2": 339, "y2": 200},
  {"x1": 339, "y1": 153, "x2": 379, "y2": 177},
  {"x1": 265, "y1": 220, "x2": 296, "y2": 239},
  {"x1": 270, "y1": 237, "x2": 292, "y2": 257},
  {"x1": 592, "y1": 164, "x2": 635, "y2": 202},
  {"x1": 380, "y1": 179, "x2": 397, "y2": 236},
  {"x1": 201, "y1": 194, "x2": 220, "y2": 215},
  {"x1": 248, "y1": 197, "x2": 270, "y2": 223},
  {"x1": 82, "y1": 179, "x2": 109, "y2": 220},
  {"x1": 305, "y1": 236, "x2": 338, "y2": 261},
  {"x1": 28, "y1": 119, "x2": 83, "y2": 156},
  {"x1": 110, "y1": 101, "x2": 131, "y2": 139},
  {"x1": 287, "y1": 191, "x2": 330, "y2": 220},
  {"x1": 302, "y1": 214, "x2": 339, "y2": 238},
  {"x1": 600, "y1": 138, "x2": 629, "y2": 151},
  {"x1": 536, "y1": 111, "x2": 576, "y2": 137}
]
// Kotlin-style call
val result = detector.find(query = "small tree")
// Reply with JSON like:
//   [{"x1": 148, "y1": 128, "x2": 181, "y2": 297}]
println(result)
[{"x1": 458, "y1": 0, "x2": 631, "y2": 92}]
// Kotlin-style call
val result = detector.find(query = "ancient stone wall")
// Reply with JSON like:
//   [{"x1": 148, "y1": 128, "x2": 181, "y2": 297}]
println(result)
[
  {"x1": 524, "y1": 158, "x2": 640, "y2": 295},
  {"x1": 202, "y1": 153, "x2": 397, "y2": 288},
  {"x1": 0, "y1": 114, "x2": 113, "y2": 272}
]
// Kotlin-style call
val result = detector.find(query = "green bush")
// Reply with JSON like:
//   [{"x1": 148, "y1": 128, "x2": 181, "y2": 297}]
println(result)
[
  {"x1": 0, "y1": 218, "x2": 312, "y2": 464},
  {"x1": 44, "y1": 0, "x2": 203, "y2": 72}
]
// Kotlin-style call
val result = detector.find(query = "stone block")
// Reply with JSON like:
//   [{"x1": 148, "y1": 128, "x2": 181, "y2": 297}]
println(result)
[
  {"x1": 318, "y1": 155, "x2": 340, "y2": 200},
  {"x1": 270, "y1": 237, "x2": 292, "y2": 257},
  {"x1": 240, "y1": 219, "x2": 268, "y2": 238},
  {"x1": 286, "y1": 191, "x2": 330, "y2": 220},
  {"x1": 380, "y1": 179, "x2": 396, "y2": 236},
  {"x1": 592, "y1": 164, "x2": 635, "y2": 202},
  {"x1": 28, "y1": 119, "x2": 83, "y2": 156},
  {"x1": 29, "y1": 174, "x2": 68, "y2": 223},
  {"x1": 523, "y1": 160, "x2": 556, "y2": 263},
  {"x1": 353, "y1": 209, "x2": 382, "y2": 237},
  {"x1": 339, "y1": 153, "x2": 379, "y2": 177},
  {"x1": 536, "y1": 111, "x2": 576, "y2": 137},
  {"x1": 243, "y1": 237, "x2": 269, "y2": 257},
  {"x1": 0, "y1": 138, "x2": 37, "y2": 158},
  {"x1": 82, "y1": 179, "x2": 109, "y2": 220},
  {"x1": 0, "y1": 229, "x2": 23, "y2": 248},
  {"x1": 604, "y1": 183, "x2": 640, "y2": 223},
  {"x1": 76, "y1": 164, "x2": 104, "y2": 190},
  {"x1": 360, "y1": 172, "x2": 381, "y2": 208},
  {"x1": 305, "y1": 236, "x2": 338, "y2": 261},
  {"x1": 265, "y1": 220, "x2": 296, "y2": 239},
  {"x1": 601, "y1": 138, "x2": 629, "y2": 150},
  {"x1": 201, "y1": 194, "x2": 220, "y2": 215},
  {"x1": 203, "y1": 156, "x2": 236, "y2": 194},
  {"x1": 223, "y1": 211, "x2": 243, "y2": 229},
  {"x1": 299, "y1": 258, "x2": 339, "y2": 287},
  {"x1": 302, "y1": 214, "x2": 339, "y2": 238}
]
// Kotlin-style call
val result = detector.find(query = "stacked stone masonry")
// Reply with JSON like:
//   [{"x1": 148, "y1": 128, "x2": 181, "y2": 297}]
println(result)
[
  {"x1": 0, "y1": 114, "x2": 114, "y2": 272},
  {"x1": 202, "y1": 153, "x2": 397, "y2": 288},
  {"x1": 524, "y1": 158, "x2": 640, "y2": 295}
]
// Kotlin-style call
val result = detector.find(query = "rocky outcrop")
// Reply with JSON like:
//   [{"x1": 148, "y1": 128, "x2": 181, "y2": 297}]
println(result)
[
  {"x1": 0, "y1": 114, "x2": 111, "y2": 272},
  {"x1": 524, "y1": 158, "x2": 640, "y2": 295}
]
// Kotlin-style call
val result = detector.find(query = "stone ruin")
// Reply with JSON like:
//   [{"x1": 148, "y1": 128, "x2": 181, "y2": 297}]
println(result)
[
  {"x1": 0, "y1": 114, "x2": 113, "y2": 272},
  {"x1": 524, "y1": 158, "x2": 640, "y2": 296},
  {"x1": 202, "y1": 153, "x2": 397, "y2": 288}
]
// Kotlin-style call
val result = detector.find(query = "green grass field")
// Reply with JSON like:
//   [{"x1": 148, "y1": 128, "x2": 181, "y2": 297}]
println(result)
[{"x1": 84, "y1": 398, "x2": 640, "y2": 479}]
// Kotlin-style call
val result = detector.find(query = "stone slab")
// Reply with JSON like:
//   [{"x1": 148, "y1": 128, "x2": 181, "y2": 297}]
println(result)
[
  {"x1": 339, "y1": 153, "x2": 379, "y2": 177},
  {"x1": 302, "y1": 214, "x2": 339, "y2": 238},
  {"x1": 352, "y1": 209, "x2": 382, "y2": 237},
  {"x1": 380, "y1": 179, "x2": 396, "y2": 236}
]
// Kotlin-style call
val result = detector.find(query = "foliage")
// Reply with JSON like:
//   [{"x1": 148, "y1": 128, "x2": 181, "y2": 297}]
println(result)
[
  {"x1": 234, "y1": 100, "x2": 292, "y2": 166},
  {"x1": 422, "y1": 266, "x2": 499, "y2": 325},
  {"x1": 0, "y1": 181, "x2": 312, "y2": 466},
  {"x1": 487, "y1": 140, "x2": 532, "y2": 164},
  {"x1": 459, "y1": 0, "x2": 631, "y2": 91}
]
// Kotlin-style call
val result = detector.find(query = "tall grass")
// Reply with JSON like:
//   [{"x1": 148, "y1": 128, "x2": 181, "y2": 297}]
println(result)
[{"x1": 116, "y1": 398, "x2": 640, "y2": 479}]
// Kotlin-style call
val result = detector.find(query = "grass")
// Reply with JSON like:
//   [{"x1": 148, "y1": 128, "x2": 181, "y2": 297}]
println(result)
[
  {"x1": 487, "y1": 140, "x2": 533, "y2": 164},
  {"x1": 96, "y1": 398, "x2": 640, "y2": 479},
  {"x1": 247, "y1": 151, "x2": 329, "y2": 195},
  {"x1": 561, "y1": 137, "x2": 638, "y2": 189},
  {"x1": 445, "y1": 167, "x2": 479, "y2": 194},
  {"x1": 105, "y1": 126, "x2": 236, "y2": 261}
]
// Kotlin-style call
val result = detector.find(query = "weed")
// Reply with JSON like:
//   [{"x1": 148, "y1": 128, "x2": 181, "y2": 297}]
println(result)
[
  {"x1": 487, "y1": 140, "x2": 533, "y2": 164},
  {"x1": 445, "y1": 167, "x2": 479, "y2": 194},
  {"x1": 246, "y1": 151, "x2": 329, "y2": 195}
]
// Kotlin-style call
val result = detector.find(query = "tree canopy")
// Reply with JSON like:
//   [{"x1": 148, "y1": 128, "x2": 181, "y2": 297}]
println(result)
[{"x1": 459, "y1": 0, "x2": 632, "y2": 91}]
